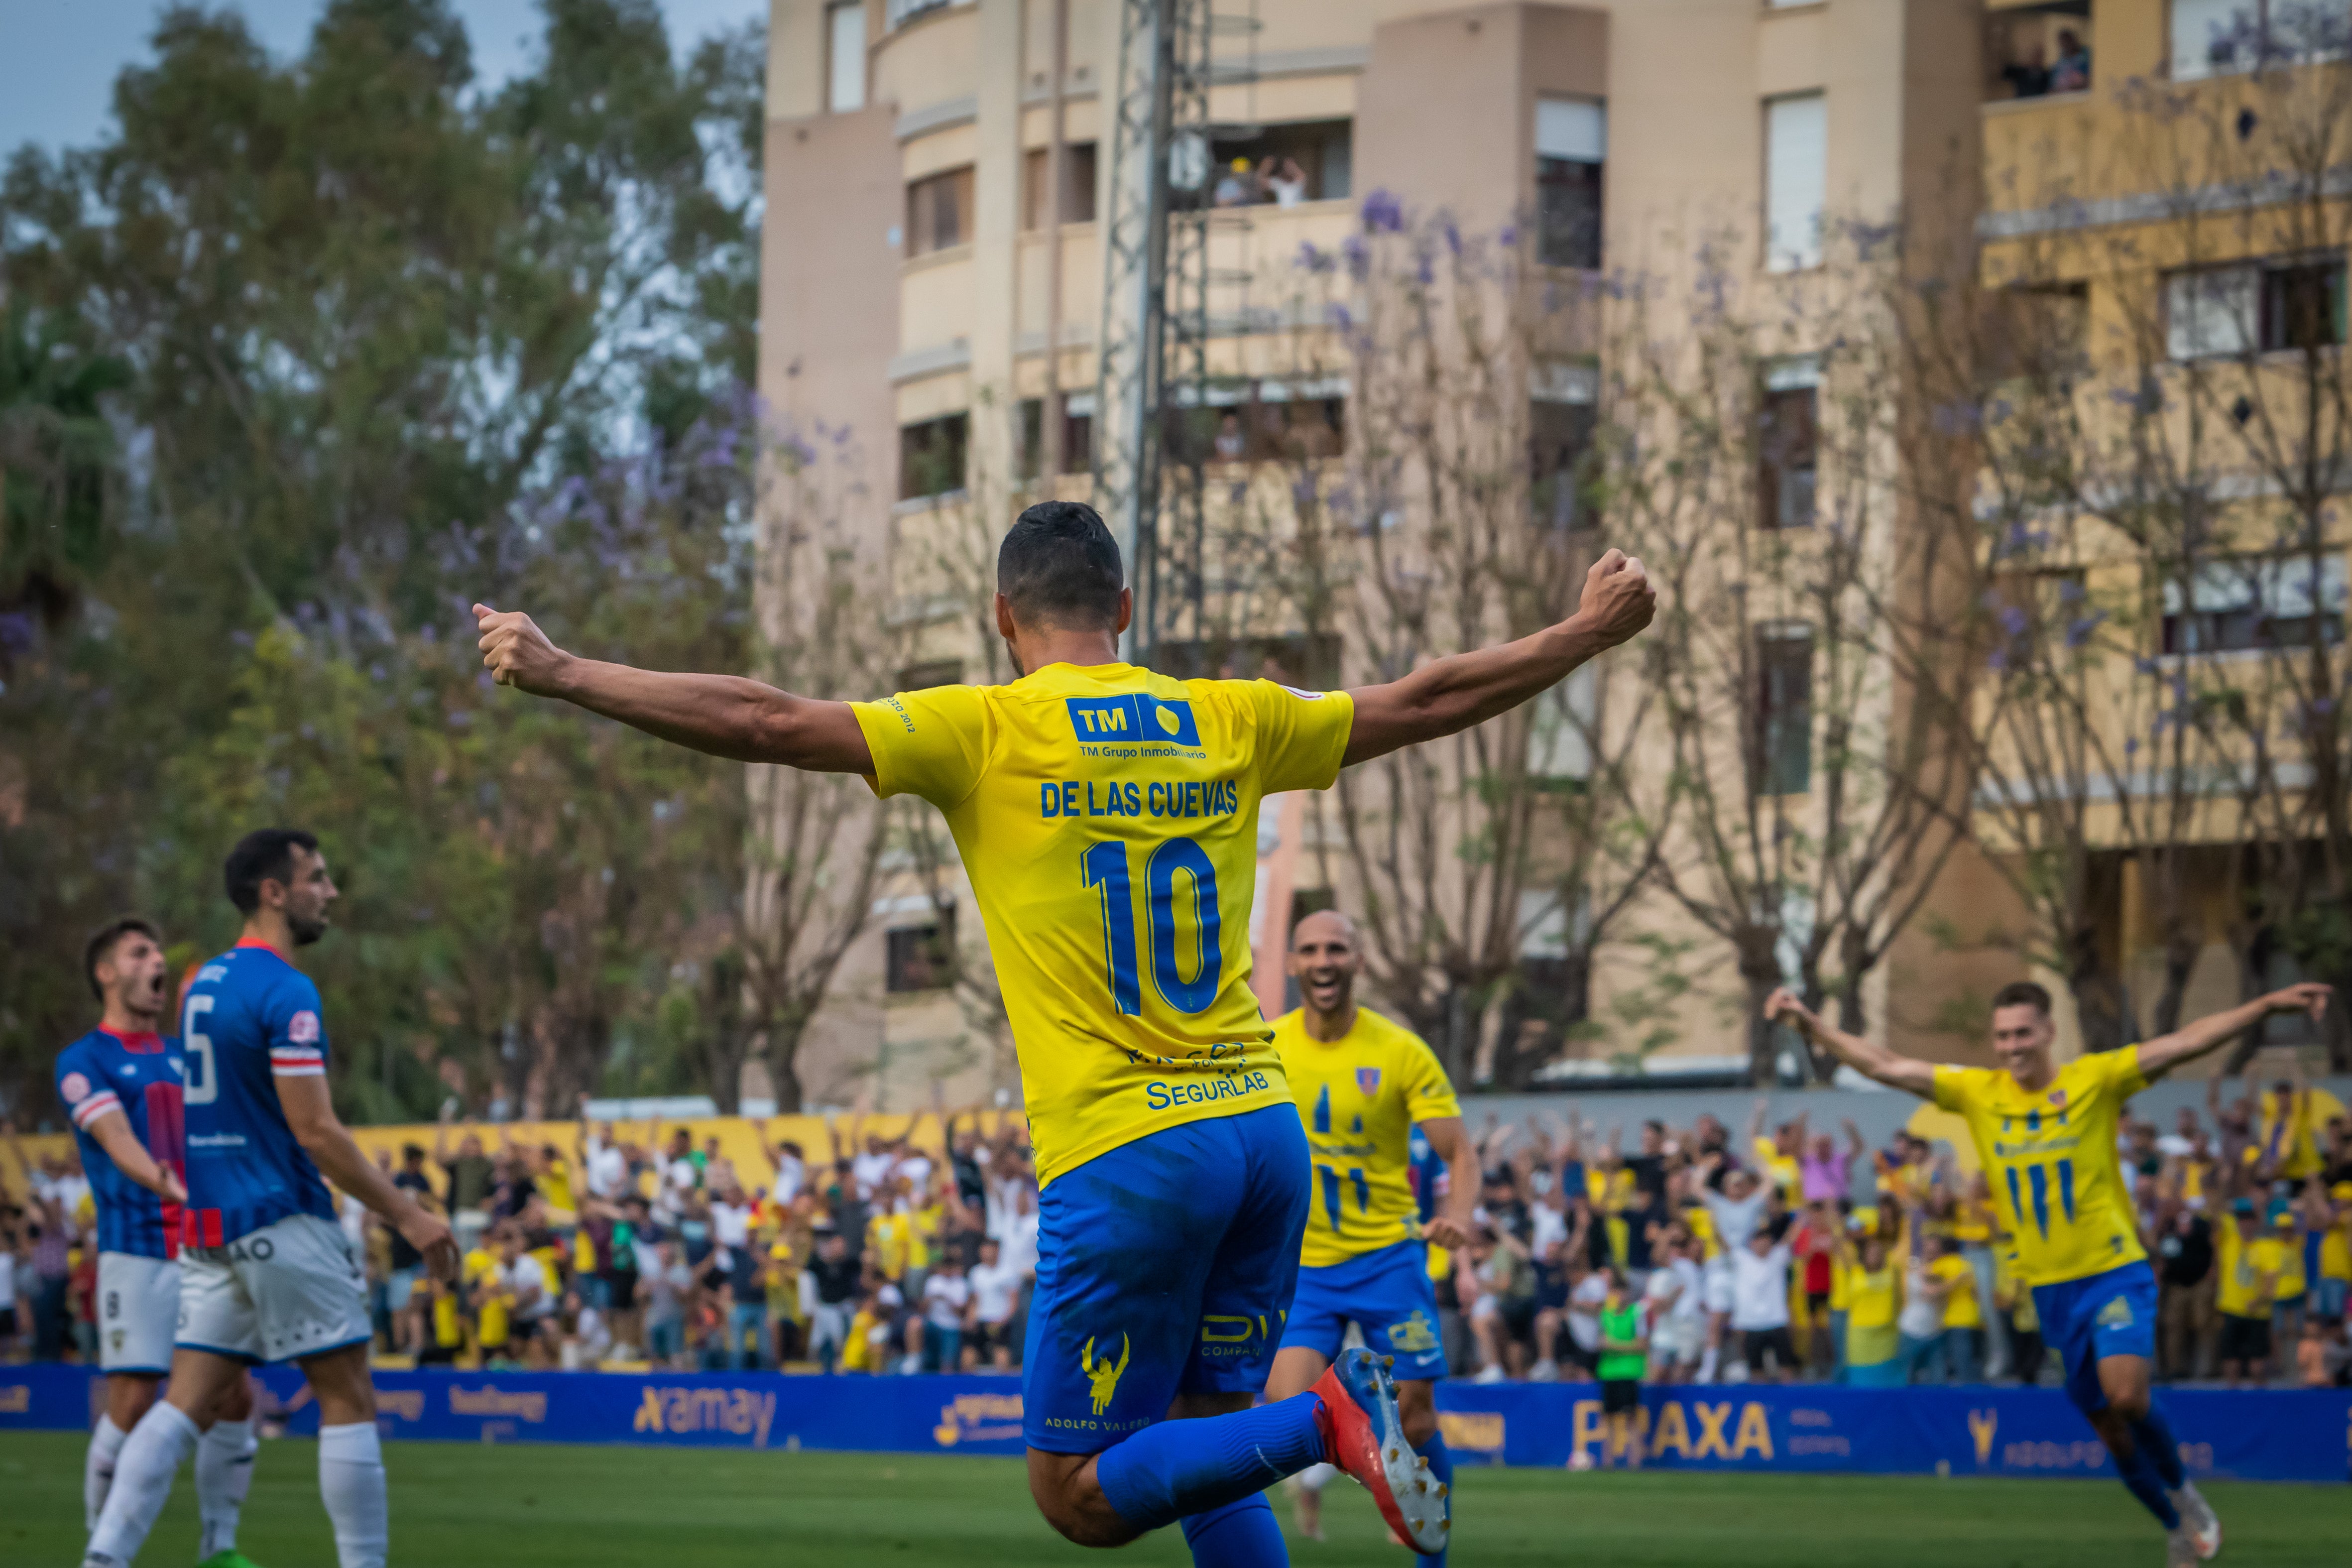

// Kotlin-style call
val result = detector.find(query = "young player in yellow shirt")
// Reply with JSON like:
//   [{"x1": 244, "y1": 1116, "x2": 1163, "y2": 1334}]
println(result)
[
  {"x1": 1264, "y1": 911, "x2": 1477, "y2": 1558},
  {"x1": 476, "y1": 501, "x2": 1655, "y2": 1563},
  {"x1": 1770, "y1": 977, "x2": 2329, "y2": 1568}
]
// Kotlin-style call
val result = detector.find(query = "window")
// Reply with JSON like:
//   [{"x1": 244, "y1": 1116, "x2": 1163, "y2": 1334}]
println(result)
[
  {"x1": 1535, "y1": 99, "x2": 1605, "y2": 269},
  {"x1": 2160, "y1": 555, "x2": 2348, "y2": 653},
  {"x1": 905, "y1": 166, "x2": 975, "y2": 257},
  {"x1": 1985, "y1": 282, "x2": 2090, "y2": 381},
  {"x1": 827, "y1": 1, "x2": 867, "y2": 113},
  {"x1": 1018, "y1": 393, "x2": 1093, "y2": 478},
  {"x1": 1528, "y1": 661, "x2": 1599, "y2": 782},
  {"x1": 2167, "y1": 256, "x2": 2348, "y2": 359},
  {"x1": 1182, "y1": 387, "x2": 1346, "y2": 466},
  {"x1": 1529, "y1": 396, "x2": 1597, "y2": 531},
  {"x1": 1023, "y1": 142, "x2": 1099, "y2": 229},
  {"x1": 1764, "y1": 93, "x2": 1828, "y2": 273},
  {"x1": 2169, "y1": 0, "x2": 2341, "y2": 79},
  {"x1": 887, "y1": 0, "x2": 967, "y2": 28},
  {"x1": 886, "y1": 910, "x2": 955, "y2": 994},
  {"x1": 1179, "y1": 120, "x2": 1352, "y2": 211},
  {"x1": 1758, "y1": 359, "x2": 1819, "y2": 530},
  {"x1": 897, "y1": 659, "x2": 962, "y2": 690},
  {"x1": 899, "y1": 412, "x2": 968, "y2": 499},
  {"x1": 1755, "y1": 623, "x2": 1814, "y2": 794},
  {"x1": 1986, "y1": 0, "x2": 2095, "y2": 102}
]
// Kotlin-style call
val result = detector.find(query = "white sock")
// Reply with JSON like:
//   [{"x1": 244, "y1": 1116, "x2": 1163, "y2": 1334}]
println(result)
[
  {"x1": 1296, "y1": 1461, "x2": 1337, "y2": 1493},
  {"x1": 1697, "y1": 1345, "x2": 1720, "y2": 1384},
  {"x1": 84, "y1": 1402, "x2": 199, "y2": 1567},
  {"x1": 318, "y1": 1421, "x2": 389, "y2": 1568},
  {"x1": 197, "y1": 1417, "x2": 259, "y2": 1558},
  {"x1": 85, "y1": 1416, "x2": 129, "y2": 1532}
]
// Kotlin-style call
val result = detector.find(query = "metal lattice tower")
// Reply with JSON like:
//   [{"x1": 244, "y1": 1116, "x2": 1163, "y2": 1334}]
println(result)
[{"x1": 1094, "y1": 0, "x2": 1257, "y2": 664}]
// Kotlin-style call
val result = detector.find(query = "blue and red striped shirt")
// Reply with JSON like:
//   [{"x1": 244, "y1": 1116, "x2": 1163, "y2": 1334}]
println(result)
[{"x1": 54, "y1": 1026, "x2": 187, "y2": 1259}]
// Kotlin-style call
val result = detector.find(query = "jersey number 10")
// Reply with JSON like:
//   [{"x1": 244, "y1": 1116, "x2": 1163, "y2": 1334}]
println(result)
[{"x1": 1082, "y1": 837, "x2": 1222, "y2": 1015}]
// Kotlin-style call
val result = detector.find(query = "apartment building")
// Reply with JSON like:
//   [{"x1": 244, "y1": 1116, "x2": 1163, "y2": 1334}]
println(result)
[{"x1": 753, "y1": 0, "x2": 2026, "y2": 1108}]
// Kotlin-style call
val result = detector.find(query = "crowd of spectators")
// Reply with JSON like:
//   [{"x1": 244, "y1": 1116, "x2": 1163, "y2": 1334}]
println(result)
[
  {"x1": 4, "y1": 1072, "x2": 2346, "y2": 1395},
  {"x1": 1428, "y1": 1069, "x2": 2352, "y2": 1396}
]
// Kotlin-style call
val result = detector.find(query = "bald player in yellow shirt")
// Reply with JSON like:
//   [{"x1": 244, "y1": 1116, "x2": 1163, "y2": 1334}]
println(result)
[
  {"x1": 1264, "y1": 910, "x2": 1476, "y2": 1558},
  {"x1": 475, "y1": 499, "x2": 1655, "y2": 1565},
  {"x1": 1769, "y1": 977, "x2": 2330, "y2": 1568}
]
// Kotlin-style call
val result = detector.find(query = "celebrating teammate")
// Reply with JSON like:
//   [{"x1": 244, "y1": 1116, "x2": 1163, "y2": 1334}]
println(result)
[
  {"x1": 1264, "y1": 910, "x2": 1476, "y2": 1558},
  {"x1": 476, "y1": 500, "x2": 1653, "y2": 1562},
  {"x1": 56, "y1": 918, "x2": 264, "y2": 1568},
  {"x1": 1766, "y1": 977, "x2": 2330, "y2": 1568},
  {"x1": 82, "y1": 831, "x2": 460, "y2": 1568}
]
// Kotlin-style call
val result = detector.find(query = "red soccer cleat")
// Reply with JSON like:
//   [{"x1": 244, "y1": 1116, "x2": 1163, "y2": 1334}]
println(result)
[{"x1": 1309, "y1": 1347, "x2": 1447, "y2": 1556}]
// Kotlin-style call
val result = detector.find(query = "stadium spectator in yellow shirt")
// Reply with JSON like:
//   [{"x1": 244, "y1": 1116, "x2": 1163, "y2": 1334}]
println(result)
[
  {"x1": 476, "y1": 500, "x2": 1658, "y2": 1560},
  {"x1": 2215, "y1": 1198, "x2": 2282, "y2": 1386},
  {"x1": 1771, "y1": 976, "x2": 2329, "y2": 1565},
  {"x1": 1927, "y1": 1237, "x2": 1983, "y2": 1381}
]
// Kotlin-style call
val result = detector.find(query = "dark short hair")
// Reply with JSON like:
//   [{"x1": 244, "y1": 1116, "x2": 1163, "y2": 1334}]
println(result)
[
  {"x1": 224, "y1": 828, "x2": 320, "y2": 914},
  {"x1": 84, "y1": 917, "x2": 162, "y2": 1001},
  {"x1": 402, "y1": 1144, "x2": 426, "y2": 1161},
  {"x1": 997, "y1": 501, "x2": 1123, "y2": 632},
  {"x1": 1992, "y1": 980, "x2": 2053, "y2": 1018}
]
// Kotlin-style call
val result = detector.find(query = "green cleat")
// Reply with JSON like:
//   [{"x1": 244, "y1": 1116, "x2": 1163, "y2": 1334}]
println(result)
[{"x1": 196, "y1": 1553, "x2": 267, "y2": 1568}]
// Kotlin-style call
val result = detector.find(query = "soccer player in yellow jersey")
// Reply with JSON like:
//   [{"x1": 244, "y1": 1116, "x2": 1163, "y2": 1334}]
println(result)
[
  {"x1": 1769, "y1": 977, "x2": 2330, "y2": 1568},
  {"x1": 475, "y1": 501, "x2": 1655, "y2": 1564},
  {"x1": 1263, "y1": 911, "x2": 1476, "y2": 1558}
]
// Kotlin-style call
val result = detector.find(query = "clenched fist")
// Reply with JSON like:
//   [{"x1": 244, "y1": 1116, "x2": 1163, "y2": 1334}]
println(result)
[
  {"x1": 474, "y1": 603, "x2": 571, "y2": 695},
  {"x1": 1574, "y1": 549, "x2": 1657, "y2": 648}
]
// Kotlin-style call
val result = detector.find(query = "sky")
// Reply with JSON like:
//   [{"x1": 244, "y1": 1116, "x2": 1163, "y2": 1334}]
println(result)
[{"x1": 0, "y1": 0, "x2": 767, "y2": 160}]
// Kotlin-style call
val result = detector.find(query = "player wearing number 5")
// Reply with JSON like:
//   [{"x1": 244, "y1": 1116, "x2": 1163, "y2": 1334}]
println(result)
[
  {"x1": 474, "y1": 500, "x2": 1654, "y2": 1565},
  {"x1": 1767, "y1": 977, "x2": 2330, "y2": 1568}
]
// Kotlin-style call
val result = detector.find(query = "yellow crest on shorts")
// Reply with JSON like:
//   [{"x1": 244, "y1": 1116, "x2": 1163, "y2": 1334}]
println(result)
[{"x1": 1081, "y1": 1333, "x2": 1131, "y2": 1416}]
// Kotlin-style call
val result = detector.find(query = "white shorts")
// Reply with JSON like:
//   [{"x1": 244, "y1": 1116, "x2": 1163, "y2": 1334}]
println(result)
[
  {"x1": 97, "y1": 1252, "x2": 179, "y2": 1375},
  {"x1": 1649, "y1": 1314, "x2": 1704, "y2": 1367},
  {"x1": 1703, "y1": 1261, "x2": 1736, "y2": 1316},
  {"x1": 176, "y1": 1212, "x2": 371, "y2": 1364}
]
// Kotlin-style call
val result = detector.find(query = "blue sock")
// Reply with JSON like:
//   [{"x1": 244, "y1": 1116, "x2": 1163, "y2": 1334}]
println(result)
[
  {"x1": 2111, "y1": 1430, "x2": 2181, "y2": 1530},
  {"x1": 1095, "y1": 1393, "x2": 1326, "y2": 1533},
  {"x1": 1414, "y1": 1430, "x2": 1454, "y2": 1568},
  {"x1": 2131, "y1": 1403, "x2": 2185, "y2": 1491},
  {"x1": 1179, "y1": 1493, "x2": 1288, "y2": 1568}
]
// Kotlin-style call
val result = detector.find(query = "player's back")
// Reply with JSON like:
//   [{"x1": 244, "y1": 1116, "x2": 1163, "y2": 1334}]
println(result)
[
  {"x1": 1272, "y1": 1005, "x2": 1459, "y2": 1267},
  {"x1": 853, "y1": 662, "x2": 1352, "y2": 1185},
  {"x1": 1933, "y1": 1049, "x2": 2147, "y2": 1286},
  {"x1": 179, "y1": 939, "x2": 336, "y2": 1247},
  {"x1": 54, "y1": 1027, "x2": 186, "y2": 1258}
]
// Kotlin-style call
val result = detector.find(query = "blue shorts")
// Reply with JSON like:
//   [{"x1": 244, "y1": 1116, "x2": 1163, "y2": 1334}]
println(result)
[
  {"x1": 1022, "y1": 1104, "x2": 1309, "y2": 1453},
  {"x1": 1280, "y1": 1238, "x2": 1450, "y2": 1381},
  {"x1": 2031, "y1": 1260, "x2": 2158, "y2": 1418}
]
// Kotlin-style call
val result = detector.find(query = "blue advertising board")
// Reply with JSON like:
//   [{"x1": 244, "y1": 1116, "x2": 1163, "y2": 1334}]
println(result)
[{"x1": 2, "y1": 1366, "x2": 2344, "y2": 1484}]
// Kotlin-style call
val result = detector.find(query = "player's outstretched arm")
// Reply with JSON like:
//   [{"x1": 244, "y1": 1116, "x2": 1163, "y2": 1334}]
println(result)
[
  {"x1": 1763, "y1": 987, "x2": 1938, "y2": 1099},
  {"x1": 1339, "y1": 549, "x2": 1656, "y2": 767},
  {"x1": 81, "y1": 1108, "x2": 188, "y2": 1207},
  {"x1": 1418, "y1": 1115, "x2": 1480, "y2": 1251},
  {"x1": 473, "y1": 603, "x2": 874, "y2": 773},
  {"x1": 276, "y1": 1074, "x2": 460, "y2": 1281},
  {"x1": 2134, "y1": 983, "x2": 2331, "y2": 1081}
]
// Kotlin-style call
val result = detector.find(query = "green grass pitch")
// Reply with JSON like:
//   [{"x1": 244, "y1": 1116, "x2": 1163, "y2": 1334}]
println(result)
[{"x1": 3, "y1": 1432, "x2": 2344, "y2": 1566}]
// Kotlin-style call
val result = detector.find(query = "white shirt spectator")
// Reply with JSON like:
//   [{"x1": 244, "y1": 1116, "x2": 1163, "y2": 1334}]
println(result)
[
  {"x1": 584, "y1": 1138, "x2": 629, "y2": 1201},
  {"x1": 984, "y1": 1173, "x2": 1030, "y2": 1238},
  {"x1": 504, "y1": 1253, "x2": 551, "y2": 1323},
  {"x1": 999, "y1": 1206, "x2": 1041, "y2": 1278},
  {"x1": 898, "y1": 1152, "x2": 934, "y2": 1194},
  {"x1": 0, "y1": 1249, "x2": 16, "y2": 1309},
  {"x1": 644, "y1": 1255, "x2": 690, "y2": 1327},
  {"x1": 1565, "y1": 1270, "x2": 1611, "y2": 1354},
  {"x1": 1268, "y1": 170, "x2": 1306, "y2": 207},
  {"x1": 923, "y1": 1271, "x2": 972, "y2": 1329},
  {"x1": 1646, "y1": 1257, "x2": 1705, "y2": 1325},
  {"x1": 1729, "y1": 1242, "x2": 1792, "y2": 1332},
  {"x1": 711, "y1": 1199, "x2": 754, "y2": 1249},
  {"x1": 563, "y1": 1304, "x2": 612, "y2": 1369},
  {"x1": 770, "y1": 1150, "x2": 805, "y2": 1206},
  {"x1": 1899, "y1": 1261, "x2": 1945, "y2": 1340},
  {"x1": 1530, "y1": 1201, "x2": 1569, "y2": 1259},
  {"x1": 656, "y1": 1156, "x2": 698, "y2": 1218},
  {"x1": 340, "y1": 1191, "x2": 369, "y2": 1251},
  {"x1": 968, "y1": 1259, "x2": 1021, "y2": 1325},
  {"x1": 851, "y1": 1148, "x2": 896, "y2": 1200},
  {"x1": 1703, "y1": 1186, "x2": 1773, "y2": 1251}
]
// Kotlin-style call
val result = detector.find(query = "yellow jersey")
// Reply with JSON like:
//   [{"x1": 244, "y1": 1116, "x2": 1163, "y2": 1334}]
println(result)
[
  {"x1": 854, "y1": 664, "x2": 1353, "y2": 1186},
  {"x1": 1272, "y1": 1005, "x2": 1461, "y2": 1269},
  {"x1": 2216, "y1": 1220, "x2": 2282, "y2": 1319},
  {"x1": 1932, "y1": 1051, "x2": 2149, "y2": 1287},
  {"x1": 1752, "y1": 1137, "x2": 1802, "y2": 1202},
  {"x1": 1929, "y1": 1252, "x2": 1981, "y2": 1329}
]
